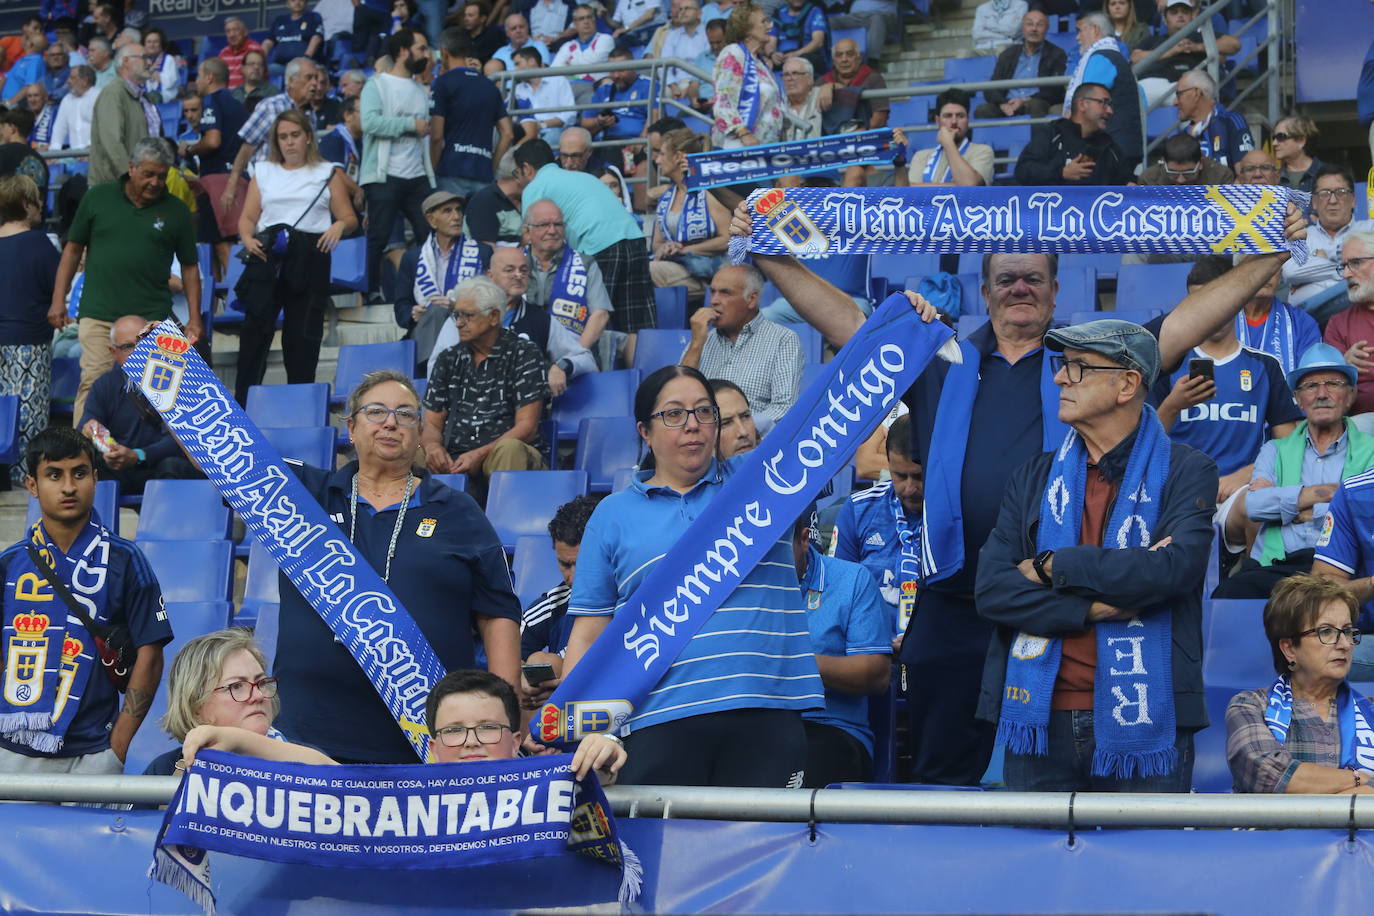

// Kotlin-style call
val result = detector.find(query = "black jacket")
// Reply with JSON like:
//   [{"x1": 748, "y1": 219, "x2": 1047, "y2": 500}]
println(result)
[
  {"x1": 984, "y1": 40, "x2": 1070, "y2": 107},
  {"x1": 1014, "y1": 118, "x2": 1134, "y2": 186},
  {"x1": 973, "y1": 427, "x2": 1219, "y2": 730}
]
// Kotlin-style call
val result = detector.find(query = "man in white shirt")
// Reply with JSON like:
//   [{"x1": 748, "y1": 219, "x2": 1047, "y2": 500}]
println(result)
[
  {"x1": 610, "y1": 0, "x2": 662, "y2": 48},
  {"x1": 659, "y1": 0, "x2": 710, "y2": 103},
  {"x1": 360, "y1": 28, "x2": 436, "y2": 299},
  {"x1": 49, "y1": 64, "x2": 100, "y2": 149},
  {"x1": 529, "y1": 0, "x2": 573, "y2": 45},
  {"x1": 485, "y1": 13, "x2": 550, "y2": 74},
  {"x1": 1282, "y1": 166, "x2": 1373, "y2": 324},
  {"x1": 549, "y1": 4, "x2": 614, "y2": 102},
  {"x1": 513, "y1": 46, "x2": 574, "y2": 146}
]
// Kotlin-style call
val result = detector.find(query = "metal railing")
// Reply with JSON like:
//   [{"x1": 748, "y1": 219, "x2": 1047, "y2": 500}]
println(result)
[{"x1": 2, "y1": 775, "x2": 1374, "y2": 831}]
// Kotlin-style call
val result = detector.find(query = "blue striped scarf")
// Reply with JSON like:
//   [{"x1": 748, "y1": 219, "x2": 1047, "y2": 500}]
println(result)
[
  {"x1": 544, "y1": 245, "x2": 591, "y2": 335},
  {"x1": 1265, "y1": 675, "x2": 1374, "y2": 772},
  {"x1": 921, "y1": 136, "x2": 970, "y2": 184},
  {"x1": 415, "y1": 235, "x2": 483, "y2": 303},
  {"x1": 656, "y1": 184, "x2": 715, "y2": 243}
]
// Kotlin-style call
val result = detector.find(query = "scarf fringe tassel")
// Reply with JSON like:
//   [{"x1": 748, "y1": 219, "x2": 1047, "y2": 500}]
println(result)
[
  {"x1": 149, "y1": 849, "x2": 216, "y2": 916},
  {"x1": 996, "y1": 720, "x2": 1048, "y2": 758},
  {"x1": 618, "y1": 839, "x2": 643, "y2": 904},
  {"x1": 1092, "y1": 745, "x2": 1179, "y2": 780}
]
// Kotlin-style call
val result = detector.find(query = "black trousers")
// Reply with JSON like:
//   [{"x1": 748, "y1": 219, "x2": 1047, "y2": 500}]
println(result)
[
  {"x1": 618, "y1": 708, "x2": 807, "y2": 788},
  {"x1": 803, "y1": 721, "x2": 873, "y2": 788},
  {"x1": 234, "y1": 236, "x2": 329, "y2": 404},
  {"x1": 1212, "y1": 549, "x2": 1317, "y2": 599}
]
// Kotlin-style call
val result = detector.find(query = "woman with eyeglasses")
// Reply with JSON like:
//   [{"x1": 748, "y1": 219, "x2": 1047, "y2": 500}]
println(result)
[
  {"x1": 1225, "y1": 575, "x2": 1374, "y2": 794},
  {"x1": 268, "y1": 369, "x2": 522, "y2": 764},
  {"x1": 1272, "y1": 115, "x2": 1324, "y2": 194},
  {"x1": 559, "y1": 366, "x2": 823, "y2": 787}
]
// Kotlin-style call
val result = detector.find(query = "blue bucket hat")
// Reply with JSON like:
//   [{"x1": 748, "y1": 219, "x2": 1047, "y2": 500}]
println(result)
[{"x1": 1287, "y1": 342, "x2": 1358, "y2": 392}]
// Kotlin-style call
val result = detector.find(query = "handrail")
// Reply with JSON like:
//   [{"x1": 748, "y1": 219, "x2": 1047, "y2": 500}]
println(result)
[{"x1": 3, "y1": 775, "x2": 1374, "y2": 831}]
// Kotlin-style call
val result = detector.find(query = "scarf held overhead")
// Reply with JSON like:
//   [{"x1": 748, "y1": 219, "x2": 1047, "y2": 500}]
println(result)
[
  {"x1": 535, "y1": 295, "x2": 958, "y2": 745},
  {"x1": 998, "y1": 406, "x2": 1178, "y2": 779},
  {"x1": 151, "y1": 750, "x2": 639, "y2": 914},
  {"x1": 685, "y1": 129, "x2": 894, "y2": 190},
  {"x1": 120, "y1": 324, "x2": 445, "y2": 760},
  {"x1": 727, "y1": 186, "x2": 1307, "y2": 261}
]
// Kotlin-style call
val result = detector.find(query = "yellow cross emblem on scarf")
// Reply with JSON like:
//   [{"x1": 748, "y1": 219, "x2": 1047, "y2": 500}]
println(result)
[{"x1": 1207, "y1": 186, "x2": 1280, "y2": 254}]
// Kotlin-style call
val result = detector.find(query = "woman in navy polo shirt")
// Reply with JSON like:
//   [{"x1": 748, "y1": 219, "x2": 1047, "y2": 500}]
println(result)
[
  {"x1": 561, "y1": 366, "x2": 823, "y2": 787},
  {"x1": 271, "y1": 370, "x2": 522, "y2": 764}
]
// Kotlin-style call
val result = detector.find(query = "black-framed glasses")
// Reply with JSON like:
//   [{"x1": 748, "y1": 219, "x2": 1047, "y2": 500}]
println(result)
[
  {"x1": 434, "y1": 723, "x2": 511, "y2": 747},
  {"x1": 650, "y1": 405, "x2": 720, "y2": 428},
  {"x1": 1050, "y1": 354, "x2": 1132, "y2": 384},
  {"x1": 1082, "y1": 96, "x2": 1112, "y2": 107},
  {"x1": 1296, "y1": 625, "x2": 1361, "y2": 646},
  {"x1": 1337, "y1": 256, "x2": 1374, "y2": 275},
  {"x1": 1314, "y1": 188, "x2": 1354, "y2": 200},
  {"x1": 213, "y1": 677, "x2": 278, "y2": 702},
  {"x1": 353, "y1": 403, "x2": 422, "y2": 426},
  {"x1": 1293, "y1": 379, "x2": 1352, "y2": 394},
  {"x1": 453, "y1": 308, "x2": 490, "y2": 325}
]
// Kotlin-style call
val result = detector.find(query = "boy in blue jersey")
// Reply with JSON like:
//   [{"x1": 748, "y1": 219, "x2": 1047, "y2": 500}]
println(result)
[
  {"x1": 831, "y1": 414, "x2": 923, "y2": 640},
  {"x1": 0, "y1": 427, "x2": 171, "y2": 774},
  {"x1": 1152, "y1": 257, "x2": 1301, "y2": 499},
  {"x1": 793, "y1": 504, "x2": 891, "y2": 788}
]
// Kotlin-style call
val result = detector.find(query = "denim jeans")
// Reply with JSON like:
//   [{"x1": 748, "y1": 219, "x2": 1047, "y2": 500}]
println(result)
[
  {"x1": 436, "y1": 175, "x2": 486, "y2": 201},
  {"x1": 364, "y1": 174, "x2": 432, "y2": 293},
  {"x1": 1003, "y1": 709, "x2": 1196, "y2": 792}
]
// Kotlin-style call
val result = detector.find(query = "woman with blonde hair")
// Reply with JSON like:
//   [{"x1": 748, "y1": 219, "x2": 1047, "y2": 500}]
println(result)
[
  {"x1": 234, "y1": 108, "x2": 357, "y2": 403},
  {"x1": 711, "y1": 2, "x2": 783, "y2": 149},
  {"x1": 1272, "y1": 114, "x2": 1324, "y2": 193},
  {"x1": 1106, "y1": 0, "x2": 1148, "y2": 49},
  {"x1": 648, "y1": 128, "x2": 730, "y2": 300}
]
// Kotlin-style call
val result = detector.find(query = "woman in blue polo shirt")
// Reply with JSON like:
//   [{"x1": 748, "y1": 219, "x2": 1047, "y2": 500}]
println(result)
[
  {"x1": 272, "y1": 370, "x2": 521, "y2": 764},
  {"x1": 562, "y1": 366, "x2": 823, "y2": 787}
]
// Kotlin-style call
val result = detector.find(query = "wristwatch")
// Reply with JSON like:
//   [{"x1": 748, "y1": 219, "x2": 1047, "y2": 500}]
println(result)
[{"x1": 1032, "y1": 549, "x2": 1055, "y2": 586}]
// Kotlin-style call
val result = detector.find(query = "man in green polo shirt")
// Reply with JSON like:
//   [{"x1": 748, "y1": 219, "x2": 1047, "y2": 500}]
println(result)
[{"x1": 49, "y1": 136, "x2": 202, "y2": 426}]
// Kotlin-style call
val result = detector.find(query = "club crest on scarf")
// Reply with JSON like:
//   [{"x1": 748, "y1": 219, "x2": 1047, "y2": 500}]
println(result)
[
  {"x1": 141, "y1": 332, "x2": 190, "y2": 413},
  {"x1": 754, "y1": 188, "x2": 829, "y2": 258}
]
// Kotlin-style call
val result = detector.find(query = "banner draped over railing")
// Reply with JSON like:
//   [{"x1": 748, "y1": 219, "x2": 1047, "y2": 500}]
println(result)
[
  {"x1": 684, "y1": 130, "x2": 896, "y2": 190},
  {"x1": 120, "y1": 323, "x2": 444, "y2": 760},
  {"x1": 727, "y1": 185, "x2": 1308, "y2": 261},
  {"x1": 534, "y1": 295, "x2": 958, "y2": 746}
]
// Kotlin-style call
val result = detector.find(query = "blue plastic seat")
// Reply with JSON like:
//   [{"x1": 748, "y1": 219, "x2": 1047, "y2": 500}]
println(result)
[
  {"x1": 485, "y1": 470, "x2": 588, "y2": 551},
  {"x1": 239, "y1": 540, "x2": 279, "y2": 631},
  {"x1": 611, "y1": 467, "x2": 637, "y2": 491},
  {"x1": 975, "y1": 118, "x2": 1033, "y2": 163},
  {"x1": 26, "y1": 480, "x2": 121, "y2": 530},
  {"x1": 134, "y1": 539, "x2": 235, "y2": 604},
  {"x1": 791, "y1": 322, "x2": 825, "y2": 364},
  {"x1": 1194, "y1": 598, "x2": 1271, "y2": 793},
  {"x1": 1061, "y1": 252, "x2": 1123, "y2": 281},
  {"x1": 1146, "y1": 106, "x2": 1180, "y2": 140},
  {"x1": 246, "y1": 383, "x2": 330, "y2": 429},
  {"x1": 575, "y1": 416, "x2": 641, "y2": 492},
  {"x1": 49, "y1": 357, "x2": 79, "y2": 416},
  {"x1": 654, "y1": 286, "x2": 688, "y2": 329},
  {"x1": 431, "y1": 473, "x2": 469, "y2": 493},
  {"x1": 0, "y1": 395, "x2": 17, "y2": 465},
  {"x1": 943, "y1": 55, "x2": 997, "y2": 83},
  {"x1": 331, "y1": 340, "x2": 417, "y2": 406},
  {"x1": 872, "y1": 252, "x2": 939, "y2": 288},
  {"x1": 956, "y1": 314, "x2": 984, "y2": 338},
  {"x1": 259, "y1": 426, "x2": 338, "y2": 470},
  {"x1": 631, "y1": 329, "x2": 692, "y2": 373},
  {"x1": 137, "y1": 480, "x2": 231, "y2": 541},
  {"x1": 888, "y1": 96, "x2": 933, "y2": 130},
  {"x1": 1116, "y1": 262, "x2": 1196, "y2": 312},
  {"x1": 811, "y1": 254, "x2": 872, "y2": 300},
  {"x1": 1055, "y1": 266, "x2": 1098, "y2": 314},
  {"x1": 955, "y1": 273, "x2": 984, "y2": 314},
  {"x1": 551, "y1": 369, "x2": 639, "y2": 444},
  {"x1": 156, "y1": 100, "x2": 181, "y2": 137},
  {"x1": 511, "y1": 534, "x2": 562, "y2": 611}
]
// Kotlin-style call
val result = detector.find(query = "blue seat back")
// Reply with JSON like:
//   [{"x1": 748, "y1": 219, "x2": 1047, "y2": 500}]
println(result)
[
  {"x1": 431, "y1": 473, "x2": 469, "y2": 492},
  {"x1": 654, "y1": 286, "x2": 688, "y2": 329},
  {"x1": 49, "y1": 357, "x2": 80, "y2": 416},
  {"x1": 485, "y1": 471, "x2": 589, "y2": 551},
  {"x1": 872, "y1": 252, "x2": 939, "y2": 288},
  {"x1": 611, "y1": 467, "x2": 637, "y2": 491},
  {"x1": 26, "y1": 480, "x2": 121, "y2": 530},
  {"x1": 1061, "y1": 252, "x2": 1123, "y2": 280},
  {"x1": 575, "y1": 416, "x2": 641, "y2": 491},
  {"x1": 811, "y1": 254, "x2": 872, "y2": 300},
  {"x1": 0, "y1": 395, "x2": 17, "y2": 465},
  {"x1": 631, "y1": 329, "x2": 692, "y2": 373},
  {"x1": 1055, "y1": 266, "x2": 1098, "y2": 314},
  {"x1": 138, "y1": 480, "x2": 231, "y2": 541},
  {"x1": 791, "y1": 322, "x2": 824, "y2": 364},
  {"x1": 259, "y1": 426, "x2": 337, "y2": 471},
  {"x1": 956, "y1": 273, "x2": 984, "y2": 315},
  {"x1": 156, "y1": 100, "x2": 182, "y2": 137},
  {"x1": 246, "y1": 383, "x2": 330, "y2": 428},
  {"x1": 135, "y1": 539, "x2": 235, "y2": 603},
  {"x1": 1116, "y1": 262, "x2": 1195, "y2": 311},
  {"x1": 1193, "y1": 598, "x2": 1270, "y2": 792},
  {"x1": 239, "y1": 540, "x2": 280, "y2": 630},
  {"x1": 551, "y1": 369, "x2": 639, "y2": 443},
  {"x1": 331, "y1": 340, "x2": 417, "y2": 405},
  {"x1": 888, "y1": 96, "x2": 933, "y2": 130},
  {"x1": 943, "y1": 55, "x2": 997, "y2": 83},
  {"x1": 1146, "y1": 106, "x2": 1180, "y2": 140},
  {"x1": 511, "y1": 534, "x2": 561, "y2": 612}
]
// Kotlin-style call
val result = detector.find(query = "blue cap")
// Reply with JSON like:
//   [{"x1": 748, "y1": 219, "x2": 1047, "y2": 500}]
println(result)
[
  {"x1": 1043, "y1": 319, "x2": 1161, "y2": 386},
  {"x1": 1287, "y1": 342, "x2": 1358, "y2": 391}
]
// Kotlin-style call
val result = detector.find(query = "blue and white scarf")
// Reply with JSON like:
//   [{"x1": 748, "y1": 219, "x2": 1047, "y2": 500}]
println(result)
[
  {"x1": 1186, "y1": 110, "x2": 1216, "y2": 160},
  {"x1": 656, "y1": 184, "x2": 715, "y2": 244},
  {"x1": 415, "y1": 235, "x2": 483, "y2": 304},
  {"x1": 734, "y1": 42, "x2": 764, "y2": 133},
  {"x1": 152, "y1": 750, "x2": 640, "y2": 914},
  {"x1": 329, "y1": 122, "x2": 359, "y2": 179},
  {"x1": 1264, "y1": 675, "x2": 1374, "y2": 773},
  {"x1": 728, "y1": 186, "x2": 1307, "y2": 262},
  {"x1": 0, "y1": 518, "x2": 107, "y2": 753},
  {"x1": 121, "y1": 325, "x2": 446, "y2": 760},
  {"x1": 921, "y1": 338, "x2": 1066, "y2": 584},
  {"x1": 921, "y1": 136, "x2": 971, "y2": 184},
  {"x1": 889, "y1": 487, "x2": 923, "y2": 635},
  {"x1": 1235, "y1": 303, "x2": 1298, "y2": 373},
  {"x1": 685, "y1": 129, "x2": 893, "y2": 190},
  {"x1": 544, "y1": 245, "x2": 591, "y2": 335},
  {"x1": 534, "y1": 294, "x2": 958, "y2": 745},
  {"x1": 30, "y1": 104, "x2": 54, "y2": 146},
  {"x1": 998, "y1": 407, "x2": 1177, "y2": 778}
]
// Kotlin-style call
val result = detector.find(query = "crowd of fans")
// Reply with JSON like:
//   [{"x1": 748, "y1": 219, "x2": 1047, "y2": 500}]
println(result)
[{"x1": 4, "y1": 0, "x2": 1374, "y2": 805}]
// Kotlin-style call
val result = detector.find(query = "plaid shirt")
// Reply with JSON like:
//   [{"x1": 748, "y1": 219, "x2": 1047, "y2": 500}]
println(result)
[
  {"x1": 238, "y1": 92, "x2": 296, "y2": 159},
  {"x1": 425, "y1": 328, "x2": 548, "y2": 455},
  {"x1": 1226, "y1": 687, "x2": 1340, "y2": 793},
  {"x1": 696, "y1": 315, "x2": 804, "y2": 423}
]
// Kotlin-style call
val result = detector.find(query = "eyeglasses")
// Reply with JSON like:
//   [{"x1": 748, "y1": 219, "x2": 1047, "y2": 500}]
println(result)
[
  {"x1": 1082, "y1": 96, "x2": 1113, "y2": 107},
  {"x1": 650, "y1": 405, "x2": 720, "y2": 427},
  {"x1": 1293, "y1": 379, "x2": 1352, "y2": 394},
  {"x1": 111, "y1": 341, "x2": 138, "y2": 353},
  {"x1": 1314, "y1": 188, "x2": 1354, "y2": 200},
  {"x1": 453, "y1": 308, "x2": 491, "y2": 325},
  {"x1": 1337, "y1": 256, "x2": 1374, "y2": 274},
  {"x1": 212, "y1": 677, "x2": 279, "y2": 702},
  {"x1": 1239, "y1": 164, "x2": 1279, "y2": 176},
  {"x1": 1163, "y1": 162, "x2": 1203, "y2": 176},
  {"x1": 1271, "y1": 132, "x2": 1300, "y2": 143},
  {"x1": 1050, "y1": 355, "x2": 1132, "y2": 384},
  {"x1": 1296, "y1": 625, "x2": 1361, "y2": 646},
  {"x1": 528, "y1": 220, "x2": 564, "y2": 230},
  {"x1": 434, "y1": 723, "x2": 511, "y2": 747},
  {"x1": 1173, "y1": 86, "x2": 1201, "y2": 99},
  {"x1": 352, "y1": 403, "x2": 422, "y2": 426}
]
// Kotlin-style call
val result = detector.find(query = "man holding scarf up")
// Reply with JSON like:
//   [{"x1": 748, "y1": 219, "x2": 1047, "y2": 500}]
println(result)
[
  {"x1": 975, "y1": 321, "x2": 1217, "y2": 791},
  {"x1": 0, "y1": 427, "x2": 171, "y2": 774},
  {"x1": 733, "y1": 201, "x2": 1307, "y2": 785}
]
